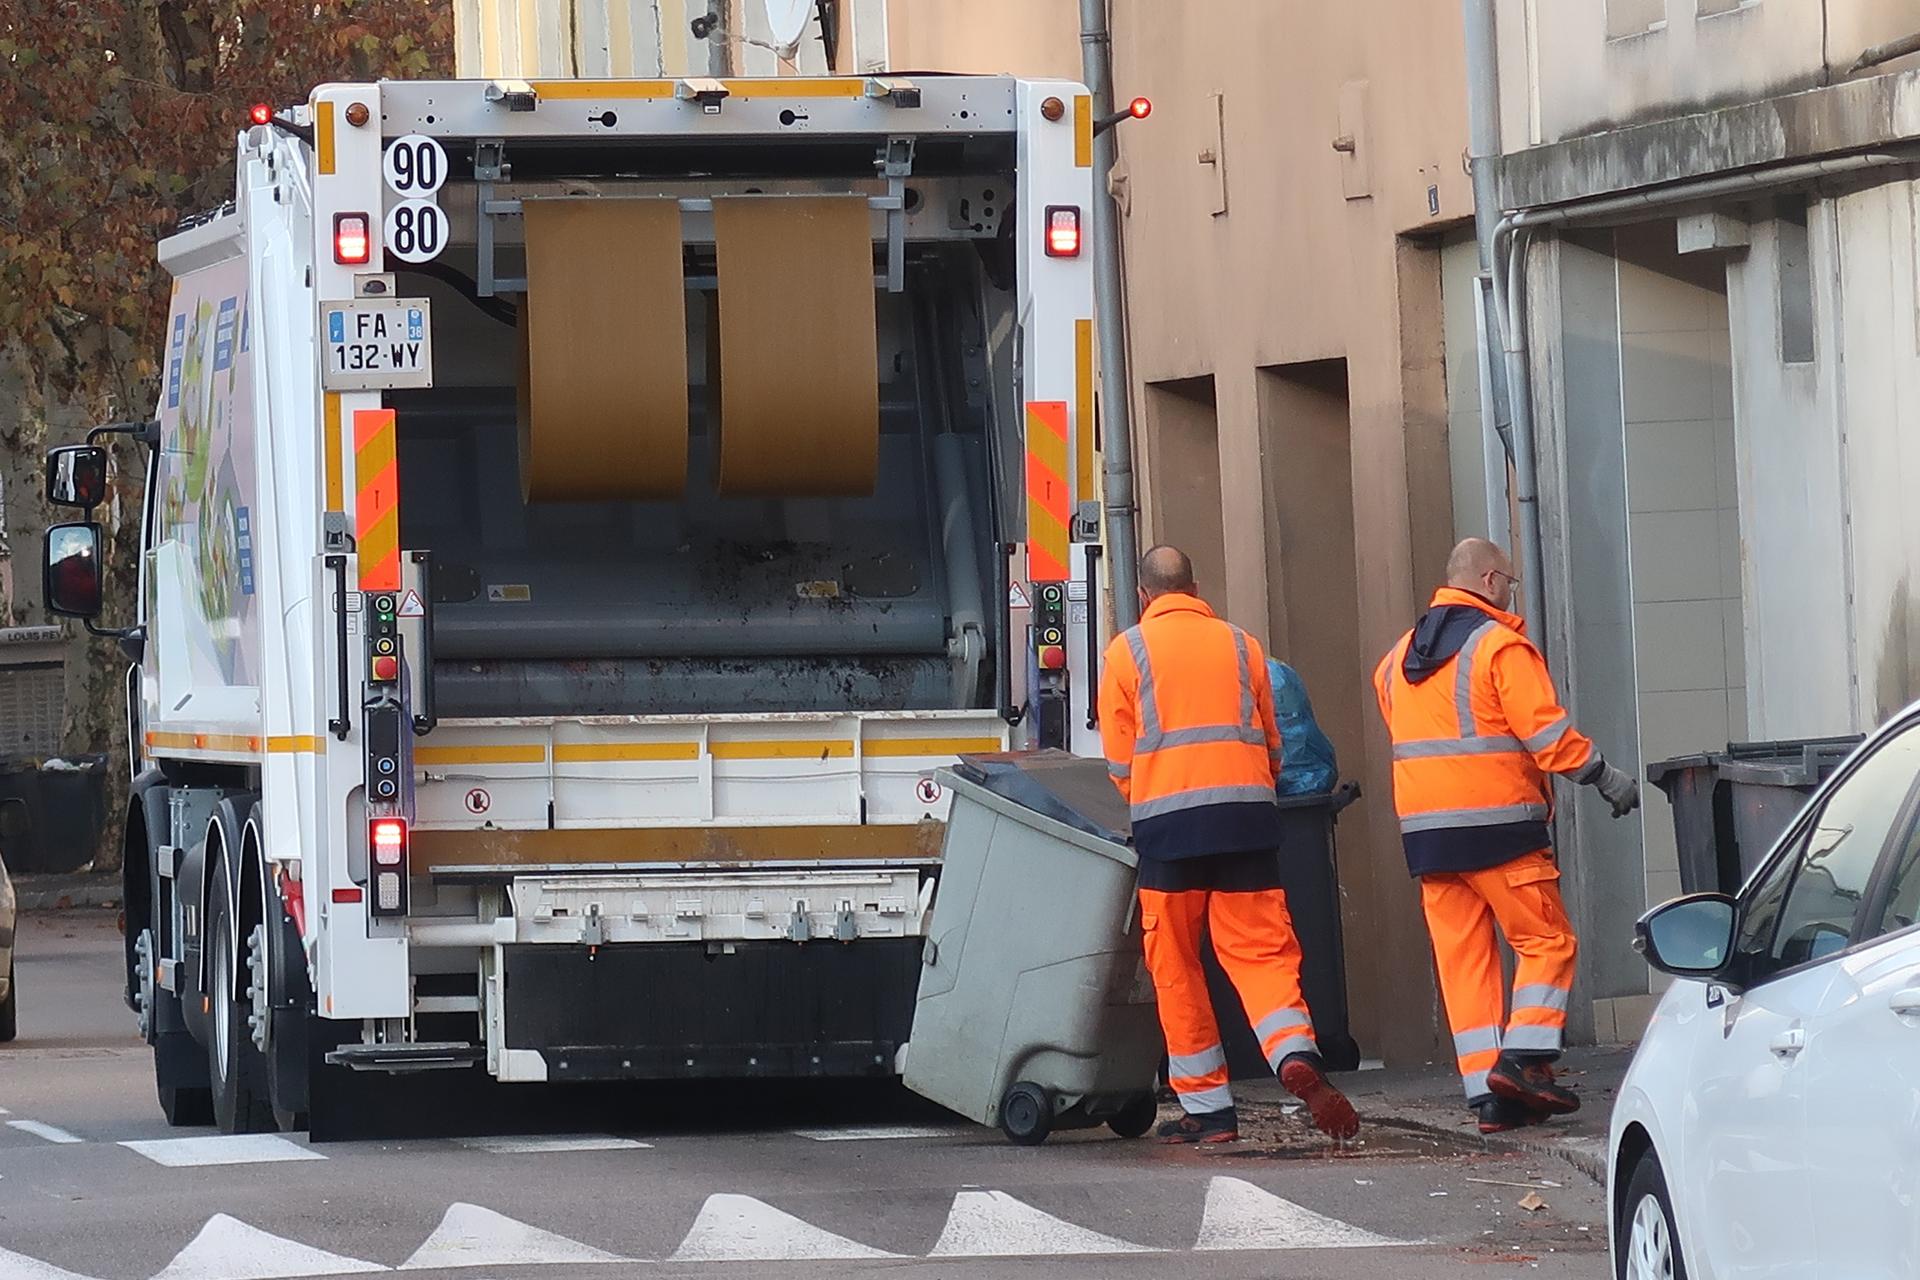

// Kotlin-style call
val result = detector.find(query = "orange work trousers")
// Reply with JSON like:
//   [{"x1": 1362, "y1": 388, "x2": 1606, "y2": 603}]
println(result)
[
  {"x1": 1139, "y1": 887, "x2": 1319, "y2": 1115},
  {"x1": 1420, "y1": 849, "x2": 1578, "y2": 1100}
]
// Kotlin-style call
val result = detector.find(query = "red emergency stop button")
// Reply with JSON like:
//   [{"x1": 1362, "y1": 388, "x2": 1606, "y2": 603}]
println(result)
[
  {"x1": 372, "y1": 654, "x2": 400, "y2": 682},
  {"x1": 1040, "y1": 644, "x2": 1067, "y2": 670}
]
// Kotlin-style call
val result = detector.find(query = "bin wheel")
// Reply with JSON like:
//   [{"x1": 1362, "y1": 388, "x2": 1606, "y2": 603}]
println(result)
[
  {"x1": 1107, "y1": 1093, "x2": 1158, "y2": 1139},
  {"x1": 1000, "y1": 1082, "x2": 1053, "y2": 1146}
]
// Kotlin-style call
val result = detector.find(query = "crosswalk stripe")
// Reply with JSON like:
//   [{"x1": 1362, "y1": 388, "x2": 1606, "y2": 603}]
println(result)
[
  {"x1": 150, "y1": 1215, "x2": 385, "y2": 1280},
  {"x1": 669, "y1": 1194, "x2": 899, "y2": 1262},
  {"x1": 456, "y1": 1135, "x2": 651, "y2": 1155},
  {"x1": 0, "y1": 1245, "x2": 98, "y2": 1279},
  {"x1": 789, "y1": 1125, "x2": 964, "y2": 1142},
  {"x1": 398, "y1": 1203, "x2": 625, "y2": 1270},
  {"x1": 929, "y1": 1191, "x2": 1155, "y2": 1257},
  {"x1": 7, "y1": 1120, "x2": 83, "y2": 1145},
  {"x1": 1195, "y1": 1176, "x2": 1402, "y2": 1251},
  {"x1": 121, "y1": 1135, "x2": 327, "y2": 1168}
]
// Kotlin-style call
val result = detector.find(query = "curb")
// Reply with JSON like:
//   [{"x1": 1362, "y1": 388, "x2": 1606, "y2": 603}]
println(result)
[
  {"x1": 1369, "y1": 1110, "x2": 1607, "y2": 1185},
  {"x1": 13, "y1": 878, "x2": 122, "y2": 912}
]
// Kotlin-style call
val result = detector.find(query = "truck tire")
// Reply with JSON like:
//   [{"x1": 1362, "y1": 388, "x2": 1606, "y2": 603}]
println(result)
[
  {"x1": 0, "y1": 959, "x2": 15, "y2": 1043},
  {"x1": 206, "y1": 874, "x2": 275, "y2": 1133}
]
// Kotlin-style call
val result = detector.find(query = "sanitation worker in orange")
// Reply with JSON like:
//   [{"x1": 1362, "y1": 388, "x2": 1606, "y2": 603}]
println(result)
[
  {"x1": 1375, "y1": 538, "x2": 1639, "y2": 1133},
  {"x1": 1099, "y1": 545, "x2": 1359, "y2": 1144}
]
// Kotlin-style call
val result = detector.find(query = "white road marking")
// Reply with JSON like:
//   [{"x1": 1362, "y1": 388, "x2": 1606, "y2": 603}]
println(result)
[
  {"x1": 1195, "y1": 1176, "x2": 1401, "y2": 1251},
  {"x1": 398, "y1": 1203, "x2": 625, "y2": 1270},
  {"x1": 669, "y1": 1193, "x2": 899, "y2": 1262},
  {"x1": 121, "y1": 1135, "x2": 328, "y2": 1168},
  {"x1": 0, "y1": 1245, "x2": 98, "y2": 1279},
  {"x1": 456, "y1": 1135, "x2": 651, "y2": 1155},
  {"x1": 789, "y1": 1125, "x2": 963, "y2": 1142},
  {"x1": 6, "y1": 1120, "x2": 82, "y2": 1145},
  {"x1": 929, "y1": 1190, "x2": 1155, "y2": 1257},
  {"x1": 150, "y1": 1215, "x2": 385, "y2": 1280}
]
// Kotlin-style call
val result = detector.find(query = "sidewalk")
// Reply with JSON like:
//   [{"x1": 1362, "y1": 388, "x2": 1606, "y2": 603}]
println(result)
[
  {"x1": 10, "y1": 871, "x2": 122, "y2": 912},
  {"x1": 1240, "y1": 1045, "x2": 1630, "y2": 1184}
]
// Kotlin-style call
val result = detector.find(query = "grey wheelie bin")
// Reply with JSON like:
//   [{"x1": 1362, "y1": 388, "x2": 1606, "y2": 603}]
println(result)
[
  {"x1": 1648, "y1": 736, "x2": 1863, "y2": 894},
  {"x1": 903, "y1": 750, "x2": 1162, "y2": 1146}
]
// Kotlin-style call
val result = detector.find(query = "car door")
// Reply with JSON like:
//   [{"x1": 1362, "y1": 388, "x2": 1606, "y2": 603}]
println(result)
[
  {"x1": 1682, "y1": 720, "x2": 1920, "y2": 1280},
  {"x1": 1802, "y1": 741, "x2": 1920, "y2": 1280}
]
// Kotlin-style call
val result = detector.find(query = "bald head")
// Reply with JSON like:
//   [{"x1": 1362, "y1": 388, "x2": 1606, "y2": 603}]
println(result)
[
  {"x1": 1139, "y1": 545, "x2": 1196, "y2": 600},
  {"x1": 1446, "y1": 538, "x2": 1518, "y2": 611}
]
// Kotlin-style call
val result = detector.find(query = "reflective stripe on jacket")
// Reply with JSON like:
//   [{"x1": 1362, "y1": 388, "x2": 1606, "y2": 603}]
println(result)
[
  {"x1": 1373, "y1": 588, "x2": 1595, "y2": 877},
  {"x1": 1098, "y1": 594, "x2": 1284, "y2": 860}
]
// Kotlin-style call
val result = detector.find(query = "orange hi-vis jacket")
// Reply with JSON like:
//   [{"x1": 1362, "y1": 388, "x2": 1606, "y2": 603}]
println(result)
[
  {"x1": 1373, "y1": 588, "x2": 1599, "y2": 877},
  {"x1": 1099, "y1": 594, "x2": 1285, "y2": 860}
]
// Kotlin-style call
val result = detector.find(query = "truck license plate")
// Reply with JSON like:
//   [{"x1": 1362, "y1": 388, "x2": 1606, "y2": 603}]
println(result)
[{"x1": 321, "y1": 297, "x2": 434, "y2": 391}]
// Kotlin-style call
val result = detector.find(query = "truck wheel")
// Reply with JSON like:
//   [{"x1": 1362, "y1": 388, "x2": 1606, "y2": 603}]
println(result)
[
  {"x1": 1000, "y1": 1082, "x2": 1053, "y2": 1146},
  {"x1": 1107, "y1": 1093, "x2": 1157, "y2": 1139},
  {"x1": 207, "y1": 876, "x2": 275, "y2": 1133},
  {"x1": 0, "y1": 958, "x2": 16, "y2": 1043}
]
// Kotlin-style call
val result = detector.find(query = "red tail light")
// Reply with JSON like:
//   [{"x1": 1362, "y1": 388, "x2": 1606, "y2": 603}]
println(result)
[
  {"x1": 250, "y1": 103, "x2": 273, "y2": 126},
  {"x1": 1128, "y1": 97, "x2": 1152, "y2": 120},
  {"x1": 370, "y1": 816, "x2": 408, "y2": 916},
  {"x1": 1045, "y1": 206, "x2": 1081, "y2": 258},
  {"x1": 333, "y1": 212, "x2": 372, "y2": 265}
]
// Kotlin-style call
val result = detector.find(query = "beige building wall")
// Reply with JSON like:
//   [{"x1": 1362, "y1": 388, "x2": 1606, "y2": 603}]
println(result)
[
  {"x1": 884, "y1": 0, "x2": 1080, "y2": 77},
  {"x1": 1095, "y1": 0, "x2": 1473, "y2": 1062},
  {"x1": 1497, "y1": 0, "x2": 1920, "y2": 147}
]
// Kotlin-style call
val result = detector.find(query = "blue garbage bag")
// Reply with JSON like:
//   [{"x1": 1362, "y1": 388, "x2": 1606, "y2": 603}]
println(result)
[{"x1": 1266, "y1": 658, "x2": 1338, "y2": 796}]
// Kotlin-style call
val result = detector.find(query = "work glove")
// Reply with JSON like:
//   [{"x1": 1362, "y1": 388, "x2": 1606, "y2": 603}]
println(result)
[{"x1": 1588, "y1": 759, "x2": 1640, "y2": 818}]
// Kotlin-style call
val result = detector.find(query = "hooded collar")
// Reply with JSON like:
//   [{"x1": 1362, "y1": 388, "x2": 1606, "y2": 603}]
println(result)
[
  {"x1": 1142, "y1": 592, "x2": 1214, "y2": 622},
  {"x1": 1429, "y1": 586, "x2": 1524, "y2": 634},
  {"x1": 1401, "y1": 587, "x2": 1522, "y2": 685}
]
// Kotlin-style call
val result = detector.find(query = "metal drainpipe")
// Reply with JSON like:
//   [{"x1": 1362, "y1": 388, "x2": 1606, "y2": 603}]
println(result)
[
  {"x1": 1490, "y1": 147, "x2": 1920, "y2": 646},
  {"x1": 1461, "y1": 0, "x2": 1515, "y2": 554},
  {"x1": 1079, "y1": 0, "x2": 1142, "y2": 630}
]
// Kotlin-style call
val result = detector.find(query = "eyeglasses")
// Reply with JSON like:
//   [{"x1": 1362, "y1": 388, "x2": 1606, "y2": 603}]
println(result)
[{"x1": 1487, "y1": 569, "x2": 1521, "y2": 588}]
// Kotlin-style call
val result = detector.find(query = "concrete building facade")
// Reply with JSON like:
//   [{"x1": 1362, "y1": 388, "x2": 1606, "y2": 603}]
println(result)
[{"x1": 1481, "y1": 1, "x2": 1920, "y2": 1027}]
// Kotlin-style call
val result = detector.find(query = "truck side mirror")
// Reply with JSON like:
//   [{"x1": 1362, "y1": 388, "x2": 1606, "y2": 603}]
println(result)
[
  {"x1": 1634, "y1": 893, "x2": 1738, "y2": 982},
  {"x1": 46, "y1": 445, "x2": 109, "y2": 509},
  {"x1": 44, "y1": 522, "x2": 104, "y2": 619}
]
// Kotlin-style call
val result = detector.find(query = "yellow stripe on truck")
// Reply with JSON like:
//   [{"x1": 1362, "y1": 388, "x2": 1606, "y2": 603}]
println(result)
[
  {"x1": 709, "y1": 740, "x2": 855, "y2": 761},
  {"x1": 554, "y1": 742, "x2": 701, "y2": 762},
  {"x1": 863, "y1": 737, "x2": 1003, "y2": 757},
  {"x1": 415, "y1": 745, "x2": 547, "y2": 766},
  {"x1": 315, "y1": 99, "x2": 336, "y2": 175}
]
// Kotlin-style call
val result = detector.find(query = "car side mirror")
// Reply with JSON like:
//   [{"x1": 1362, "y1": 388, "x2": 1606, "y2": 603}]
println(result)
[
  {"x1": 1634, "y1": 893, "x2": 1738, "y2": 981},
  {"x1": 44, "y1": 522, "x2": 104, "y2": 619},
  {"x1": 46, "y1": 445, "x2": 108, "y2": 509}
]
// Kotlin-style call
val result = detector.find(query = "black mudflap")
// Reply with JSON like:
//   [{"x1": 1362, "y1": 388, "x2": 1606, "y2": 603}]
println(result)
[{"x1": 502, "y1": 938, "x2": 921, "y2": 1080}]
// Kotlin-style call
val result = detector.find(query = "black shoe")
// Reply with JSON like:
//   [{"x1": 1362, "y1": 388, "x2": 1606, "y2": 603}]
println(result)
[
  {"x1": 1471, "y1": 1094, "x2": 1542, "y2": 1134},
  {"x1": 1487, "y1": 1053, "x2": 1580, "y2": 1115},
  {"x1": 1156, "y1": 1107, "x2": 1239, "y2": 1144}
]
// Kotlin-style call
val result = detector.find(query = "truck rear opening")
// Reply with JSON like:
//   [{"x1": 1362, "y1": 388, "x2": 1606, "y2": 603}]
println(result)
[
  {"x1": 64, "y1": 77, "x2": 1100, "y2": 1134},
  {"x1": 396, "y1": 270, "x2": 998, "y2": 721}
]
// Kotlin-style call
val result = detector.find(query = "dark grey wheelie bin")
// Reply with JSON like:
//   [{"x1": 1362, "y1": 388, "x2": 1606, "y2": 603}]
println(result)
[
  {"x1": 903, "y1": 751, "x2": 1163, "y2": 1146},
  {"x1": 1647, "y1": 736, "x2": 1863, "y2": 895},
  {"x1": 1204, "y1": 782, "x2": 1363, "y2": 1077}
]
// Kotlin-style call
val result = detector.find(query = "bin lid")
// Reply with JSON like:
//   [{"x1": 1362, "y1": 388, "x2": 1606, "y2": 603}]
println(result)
[{"x1": 945, "y1": 749, "x2": 1132, "y2": 845}]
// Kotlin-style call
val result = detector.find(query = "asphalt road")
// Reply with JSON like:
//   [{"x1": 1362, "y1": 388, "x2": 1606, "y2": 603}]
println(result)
[{"x1": 0, "y1": 911, "x2": 1611, "y2": 1279}]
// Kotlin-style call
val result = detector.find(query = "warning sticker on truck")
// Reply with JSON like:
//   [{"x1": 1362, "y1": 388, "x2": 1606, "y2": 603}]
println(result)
[{"x1": 320, "y1": 297, "x2": 434, "y2": 391}]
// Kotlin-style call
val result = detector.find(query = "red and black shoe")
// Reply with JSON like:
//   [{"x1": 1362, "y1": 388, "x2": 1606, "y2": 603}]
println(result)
[
  {"x1": 1487, "y1": 1053, "x2": 1581, "y2": 1116},
  {"x1": 1472, "y1": 1094, "x2": 1544, "y2": 1134},
  {"x1": 1157, "y1": 1107, "x2": 1239, "y2": 1144},
  {"x1": 1279, "y1": 1054, "x2": 1361, "y2": 1141}
]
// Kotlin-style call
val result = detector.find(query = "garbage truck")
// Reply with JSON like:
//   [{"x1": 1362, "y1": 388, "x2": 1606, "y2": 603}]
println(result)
[{"x1": 40, "y1": 73, "x2": 1108, "y2": 1135}]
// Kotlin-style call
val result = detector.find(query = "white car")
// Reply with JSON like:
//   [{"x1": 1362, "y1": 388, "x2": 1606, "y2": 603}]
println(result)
[
  {"x1": 1610, "y1": 707, "x2": 1920, "y2": 1279},
  {"x1": 0, "y1": 848, "x2": 14, "y2": 1041}
]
